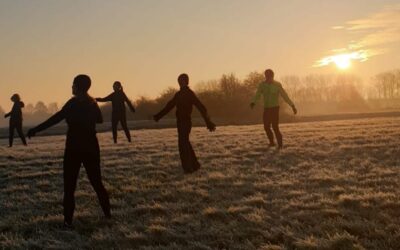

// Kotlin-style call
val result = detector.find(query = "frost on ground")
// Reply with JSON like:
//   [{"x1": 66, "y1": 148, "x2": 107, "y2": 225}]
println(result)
[{"x1": 0, "y1": 117, "x2": 399, "y2": 249}]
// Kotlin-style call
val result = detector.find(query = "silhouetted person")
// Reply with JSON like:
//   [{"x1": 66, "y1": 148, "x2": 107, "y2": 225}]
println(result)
[
  {"x1": 250, "y1": 69, "x2": 297, "y2": 149},
  {"x1": 153, "y1": 73, "x2": 216, "y2": 174},
  {"x1": 96, "y1": 81, "x2": 135, "y2": 143},
  {"x1": 27, "y1": 75, "x2": 111, "y2": 228},
  {"x1": 4, "y1": 94, "x2": 27, "y2": 147}
]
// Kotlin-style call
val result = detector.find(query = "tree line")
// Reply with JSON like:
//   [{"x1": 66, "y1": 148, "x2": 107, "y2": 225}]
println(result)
[
  {"x1": 369, "y1": 70, "x2": 400, "y2": 99},
  {"x1": 128, "y1": 70, "x2": 399, "y2": 123},
  {"x1": 1, "y1": 69, "x2": 400, "y2": 127}
]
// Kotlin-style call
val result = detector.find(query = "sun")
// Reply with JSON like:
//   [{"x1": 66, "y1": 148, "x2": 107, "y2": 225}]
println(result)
[
  {"x1": 332, "y1": 54, "x2": 351, "y2": 70},
  {"x1": 313, "y1": 50, "x2": 369, "y2": 70}
]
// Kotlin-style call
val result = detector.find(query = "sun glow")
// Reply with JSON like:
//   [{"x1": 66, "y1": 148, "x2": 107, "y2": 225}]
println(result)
[
  {"x1": 332, "y1": 54, "x2": 352, "y2": 69},
  {"x1": 314, "y1": 50, "x2": 369, "y2": 70}
]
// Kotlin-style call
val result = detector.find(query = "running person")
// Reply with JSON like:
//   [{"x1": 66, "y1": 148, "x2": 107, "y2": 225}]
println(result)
[
  {"x1": 27, "y1": 75, "x2": 111, "y2": 227},
  {"x1": 153, "y1": 73, "x2": 216, "y2": 174},
  {"x1": 96, "y1": 81, "x2": 135, "y2": 143},
  {"x1": 250, "y1": 69, "x2": 297, "y2": 149},
  {"x1": 4, "y1": 94, "x2": 27, "y2": 147}
]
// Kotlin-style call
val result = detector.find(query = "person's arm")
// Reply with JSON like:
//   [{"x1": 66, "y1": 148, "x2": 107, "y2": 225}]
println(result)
[
  {"x1": 96, "y1": 93, "x2": 113, "y2": 102},
  {"x1": 153, "y1": 94, "x2": 177, "y2": 122},
  {"x1": 279, "y1": 84, "x2": 297, "y2": 114},
  {"x1": 27, "y1": 103, "x2": 68, "y2": 138},
  {"x1": 123, "y1": 92, "x2": 136, "y2": 113},
  {"x1": 5, "y1": 104, "x2": 16, "y2": 118},
  {"x1": 192, "y1": 92, "x2": 216, "y2": 131},
  {"x1": 250, "y1": 83, "x2": 263, "y2": 108}
]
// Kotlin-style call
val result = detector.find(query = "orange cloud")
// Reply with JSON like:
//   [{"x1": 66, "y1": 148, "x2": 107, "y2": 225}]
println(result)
[{"x1": 315, "y1": 4, "x2": 400, "y2": 68}]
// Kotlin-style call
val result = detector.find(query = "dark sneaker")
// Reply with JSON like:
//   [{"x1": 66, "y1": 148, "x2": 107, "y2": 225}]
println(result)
[
  {"x1": 63, "y1": 221, "x2": 74, "y2": 230},
  {"x1": 105, "y1": 214, "x2": 113, "y2": 225},
  {"x1": 184, "y1": 165, "x2": 200, "y2": 174},
  {"x1": 192, "y1": 162, "x2": 200, "y2": 172}
]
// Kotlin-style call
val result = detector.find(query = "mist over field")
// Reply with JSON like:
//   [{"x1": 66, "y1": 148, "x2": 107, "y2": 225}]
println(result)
[{"x1": 1, "y1": 117, "x2": 399, "y2": 249}]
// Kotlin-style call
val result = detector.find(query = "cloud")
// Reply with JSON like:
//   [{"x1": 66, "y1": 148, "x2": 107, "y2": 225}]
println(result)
[
  {"x1": 346, "y1": 4, "x2": 400, "y2": 31},
  {"x1": 315, "y1": 4, "x2": 400, "y2": 68}
]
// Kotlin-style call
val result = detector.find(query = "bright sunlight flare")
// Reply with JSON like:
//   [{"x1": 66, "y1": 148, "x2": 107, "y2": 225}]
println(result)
[
  {"x1": 332, "y1": 54, "x2": 352, "y2": 69},
  {"x1": 314, "y1": 50, "x2": 369, "y2": 70}
]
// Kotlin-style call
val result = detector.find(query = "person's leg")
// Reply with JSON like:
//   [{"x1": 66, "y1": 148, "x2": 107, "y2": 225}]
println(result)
[
  {"x1": 8, "y1": 122, "x2": 14, "y2": 147},
  {"x1": 188, "y1": 140, "x2": 200, "y2": 172},
  {"x1": 111, "y1": 115, "x2": 118, "y2": 143},
  {"x1": 120, "y1": 115, "x2": 131, "y2": 142},
  {"x1": 271, "y1": 107, "x2": 283, "y2": 149},
  {"x1": 15, "y1": 120, "x2": 27, "y2": 146},
  {"x1": 63, "y1": 151, "x2": 81, "y2": 225},
  {"x1": 82, "y1": 145, "x2": 111, "y2": 218},
  {"x1": 263, "y1": 109, "x2": 275, "y2": 146},
  {"x1": 178, "y1": 120, "x2": 199, "y2": 173}
]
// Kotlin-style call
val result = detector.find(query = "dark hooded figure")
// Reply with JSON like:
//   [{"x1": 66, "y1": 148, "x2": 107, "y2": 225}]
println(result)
[
  {"x1": 27, "y1": 75, "x2": 111, "y2": 228},
  {"x1": 96, "y1": 81, "x2": 135, "y2": 143},
  {"x1": 4, "y1": 94, "x2": 27, "y2": 147},
  {"x1": 153, "y1": 73, "x2": 216, "y2": 174}
]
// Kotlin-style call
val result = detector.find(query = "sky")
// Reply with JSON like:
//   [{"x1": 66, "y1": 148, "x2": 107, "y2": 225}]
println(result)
[{"x1": 1, "y1": 0, "x2": 400, "y2": 109}]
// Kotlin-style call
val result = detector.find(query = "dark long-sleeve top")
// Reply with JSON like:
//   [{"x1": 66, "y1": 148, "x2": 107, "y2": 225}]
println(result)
[
  {"x1": 5, "y1": 101, "x2": 24, "y2": 121},
  {"x1": 97, "y1": 90, "x2": 135, "y2": 115},
  {"x1": 32, "y1": 96, "x2": 103, "y2": 152},
  {"x1": 155, "y1": 86, "x2": 210, "y2": 123}
]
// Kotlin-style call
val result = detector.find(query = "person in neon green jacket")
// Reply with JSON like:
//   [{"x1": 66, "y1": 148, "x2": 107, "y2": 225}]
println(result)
[{"x1": 250, "y1": 69, "x2": 297, "y2": 149}]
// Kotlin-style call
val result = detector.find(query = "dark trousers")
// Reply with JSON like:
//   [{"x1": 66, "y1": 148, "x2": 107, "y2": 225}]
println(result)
[
  {"x1": 112, "y1": 113, "x2": 131, "y2": 143},
  {"x1": 9, "y1": 119, "x2": 27, "y2": 147},
  {"x1": 63, "y1": 147, "x2": 110, "y2": 224},
  {"x1": 177, "y1": 120, "x2": 200, "y2": 173},
  {"x1": 263, "y1": 106, "x2": 282, "y2": 147}
]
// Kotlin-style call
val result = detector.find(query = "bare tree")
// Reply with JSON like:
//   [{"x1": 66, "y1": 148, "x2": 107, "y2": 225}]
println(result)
[
  {"x1": 24, "y1": 103, "x2": 35, "y2": 114},
  {"x1": 48, "y1": 102, "x2": 59, "y2": 114},
  {"x1": 34, "y1": 101, "x2": 49, "y2": 115},
  {"x1": 243, "y1": 71, "x2": 264, "y2": 89}
]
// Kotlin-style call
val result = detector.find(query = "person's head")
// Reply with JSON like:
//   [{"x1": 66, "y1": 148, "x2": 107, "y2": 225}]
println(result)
[
  {"x1": 178, "y1": 73, "x2": 189, "y2": 88},
  {"x1": 10, "y1": 94, "x2": 20, "y2": 102},
  {"x1": 113, "y1": 81, "x2": 123, "y2": 92},
  {"x1": 72, "y1": 74, "x2": 91, "y2": 96},
  {"x1": 264, "y1": 69, "x2": 274, "y2": 82}
]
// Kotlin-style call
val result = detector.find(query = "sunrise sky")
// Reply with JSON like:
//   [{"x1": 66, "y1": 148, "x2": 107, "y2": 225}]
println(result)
[{"x1": 1, "y1": 0, "x2": 400, "y2": 109}]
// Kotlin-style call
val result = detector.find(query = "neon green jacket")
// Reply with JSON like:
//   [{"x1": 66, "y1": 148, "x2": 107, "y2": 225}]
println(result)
[{"x1": 251, "y1": 80, "x2": 294, "y2": 108}]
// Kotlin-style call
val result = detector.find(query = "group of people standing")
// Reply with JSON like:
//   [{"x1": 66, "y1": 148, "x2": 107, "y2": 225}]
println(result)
[{"x1": 3, "y1": 69, "x2": 296, "y2": 227}]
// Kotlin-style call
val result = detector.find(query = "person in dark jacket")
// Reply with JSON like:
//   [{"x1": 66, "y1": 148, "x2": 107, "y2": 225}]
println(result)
[
  {"x1": 4, "y1": 94, "x2": 27, "y2": 147},
  {"x1": 96, "y1": 81, "x2": 135, "y2": 143},
  {"x1": 27, "y1": 75, "x2": 111, "y2": 228},
  {"x1": 153, "y1": 73, "x2": 216, "y2": 174}
]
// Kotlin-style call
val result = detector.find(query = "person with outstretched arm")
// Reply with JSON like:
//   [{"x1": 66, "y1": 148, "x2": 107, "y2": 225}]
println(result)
[
  {"x1": 4, "y1": 94, "x2": 27, "y2": 147},
  {"x1": 250, "y1": 69, "x2": 297, "y2": 149},
  {"x1": 96, "y1": 81, "x2": 135, "y2": 143},
  {"x1": 27, "y1": 75, "x2": 111, "y2": 228},
  {"x1": 153, "y1": 73, "x2": 216, "y2": 174}
]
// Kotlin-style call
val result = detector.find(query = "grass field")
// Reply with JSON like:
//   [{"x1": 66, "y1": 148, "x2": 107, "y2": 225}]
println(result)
[{"x1": 0, "y1": 117, "x2": 399, "y2": 249}]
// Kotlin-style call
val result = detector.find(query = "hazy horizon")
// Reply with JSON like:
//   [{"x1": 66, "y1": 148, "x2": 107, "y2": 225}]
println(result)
[{"x1": 1, "y1": 0, "x2": 400, "y2": 109}]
